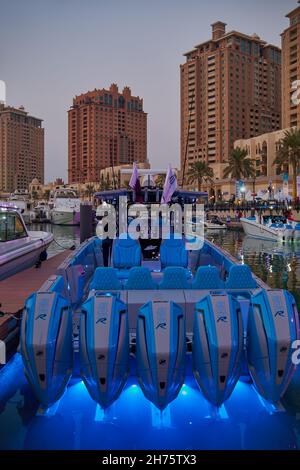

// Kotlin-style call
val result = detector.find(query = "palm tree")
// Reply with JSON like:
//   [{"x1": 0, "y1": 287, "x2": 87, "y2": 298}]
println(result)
[
  {"x1": 43, "y1": 189, "x2": 51, "y2": 201},
  {"x1": 187, "y1": 161, "x2": 214, "y2": 191},
  {"x1": 274, "y1": 128, "x2": 300, "y2": 200},
  {"x1": 85, "y1": 184, "x2": 95, "y2": 201},
  {"x1": 155, "y1": 174, "x2": 166, "y2": 188},
  {"x1": 223, "y1": 147, "x2": 255, "y2": 180}
]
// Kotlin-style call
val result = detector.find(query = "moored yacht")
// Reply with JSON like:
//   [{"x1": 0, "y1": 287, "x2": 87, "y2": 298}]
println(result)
[
  {"x1": 205, "y1": 214, "x2": 227, "y2": 230},
  {"x1": 0, "y1": 203, "x2": 53, "y2": 280},
  {"x1": 241, "y1": 215, "x2": 297, "y2": 242},
  {"x1": 50, "y1": 188, "x2": 81, "y2": 226},
  {"x1": 8, "y1": 189, "x2": 33, "y2": 224}
]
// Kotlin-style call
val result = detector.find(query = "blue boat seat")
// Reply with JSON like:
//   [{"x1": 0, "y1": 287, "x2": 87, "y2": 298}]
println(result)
[
  {"x1": 192, "y1": 266, "x2": 224, "y2": 290},
  {"x1": 160, "y1": 237, "x2": 188, "y2": 268},
  {"x1": 225, "y1": 265, "x2": 257, "y2": 289},
  {"x1": 112, "y1": 235, "x2": 142, "y2": 269},
  {"x1": 124, "y1": 267, "x2": 157, "y2": 290},
  {"x1": 159, "y1": 267, "x2": 190, "y2": 290},
  {"x1": 90, "y1": 267, "x2": 122, "y2": 291}
]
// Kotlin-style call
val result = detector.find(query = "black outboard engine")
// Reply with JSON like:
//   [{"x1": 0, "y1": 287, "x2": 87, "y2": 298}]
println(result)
[
  {"x1": 21, "y1": 291, "x2": 73, "y2": 407},
  {"x1": 193, "y1": 293, "x2": 243, "y2": 406},
  {"x1": 80, "y1": 293, "x2": 129, "y2": 408},
  {"x1": 136, "y1": 300, "x2": 186, "y2": 409},
  {"x1": 247, "y1": 289, "x2": 299, "y2": 403}
]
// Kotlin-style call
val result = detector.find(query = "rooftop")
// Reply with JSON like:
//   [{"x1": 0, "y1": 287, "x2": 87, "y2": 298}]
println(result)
[
  {"x1": 184, "y1": 22, "x2": 280, "y2": 57},
  {"x1": 286, "y1": 0, "x2": 300, "y2": 18}
]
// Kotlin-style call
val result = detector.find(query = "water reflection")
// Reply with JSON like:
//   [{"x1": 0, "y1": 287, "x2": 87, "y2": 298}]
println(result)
[
  {"x1": 31, "y1": 223, "x2": 82, "y2": 258},
  {"x1": 1, "y1": 354, "x2": 299, "y2": 450},
  {"x1": 206, "y1": 231, "x2": 300, "y2": 307}
]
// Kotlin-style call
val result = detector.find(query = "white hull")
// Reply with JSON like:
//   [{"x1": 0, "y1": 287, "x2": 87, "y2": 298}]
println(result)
[
  {"x1": 0, "y1": 231, "x2": 53, "y2": 281},
  {"x1": 50, "y1": 210, "x2": 80, "y2": 226},
  {"x1": 240, "y1": 218, "x2": 294, "y2": 242},
  {"x1": 205, "y1": 222, "x2": 227, "y2": 230}
]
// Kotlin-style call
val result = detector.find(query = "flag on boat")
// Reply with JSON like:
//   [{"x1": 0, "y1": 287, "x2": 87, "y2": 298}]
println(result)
[
  {"x1": 161, "y1": 165, "x2": 177, "y2": 204},
  {"x1": 129, "y1": 162, "x2": 143, "y2": 202}
]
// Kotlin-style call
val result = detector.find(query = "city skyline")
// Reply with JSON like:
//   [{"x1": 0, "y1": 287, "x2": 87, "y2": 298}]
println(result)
[{"x1": 0, "y1": 0, "x2": 297, "y2": 182}]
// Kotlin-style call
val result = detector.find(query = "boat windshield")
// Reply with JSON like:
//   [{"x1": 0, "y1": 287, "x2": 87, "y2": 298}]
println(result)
[
  {"x1": 55, "y1": 190, "x2": 78, "y2": 199},
  {"x1": 0, "y1": 210, "x2": 27, "y2": 241},
  {"x1": 263, "y1": 215, "x2": 287, "y2": 224}
]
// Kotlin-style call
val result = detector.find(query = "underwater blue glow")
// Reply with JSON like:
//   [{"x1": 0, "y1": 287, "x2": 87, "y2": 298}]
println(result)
[{"x1": 0, "y1": 355, "x2": 299, "y2": 450}]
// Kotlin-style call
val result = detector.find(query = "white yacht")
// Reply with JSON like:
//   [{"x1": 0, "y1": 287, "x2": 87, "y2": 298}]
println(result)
[
  {"x1": 241, "y1": 215, "x2": 299, "y2": 242},
  {"x1": 0, "y1": 203, "x2": 53, "y2": 280},
  {"x1": 50, "y1": 188, "x2": 81, "y2": 226},
  {"x1": 8, "y1": 190, "x2": 33, "y2": 224}
]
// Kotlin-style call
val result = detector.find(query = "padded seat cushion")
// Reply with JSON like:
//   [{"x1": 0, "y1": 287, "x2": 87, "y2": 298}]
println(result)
[
  {"x1": 112, "y1": 235, "x2": 142, "y2": 269},
  {"x1": 125, "y1": 267, "x2": 157, "y2": 290},
  {"x1": 90, "y1": 267, "x2": 122, "y2": 291},
  {"x1": 192, "y1": 266, "x2": 224, "y2": 290},
  {"x1": 225, "y1": 264, "x2": 257, "y2": 289},
  {"x1": 160, "y1": 237, "x2": 188, "y2": 268},
  {"x1": 159, "y1": 267, "x2": 190, "y2": 289}
]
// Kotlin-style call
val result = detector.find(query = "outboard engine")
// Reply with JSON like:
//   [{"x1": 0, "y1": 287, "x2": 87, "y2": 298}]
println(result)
[
  {"x1": 80, "y1": 293, "x2": 129, "y2": 408},
  {"x1": 21, "y1": 292, "x2": 73, "y2": 407},
  {"x1": 193, "y1": 293, "x2": 243, "y2": 406},
  {"x1": 247, "y1": 289, "x2": 299, "y2": 403},
  {"x1": 136, "y1": 301, "x2": 185, "y2": 409}
]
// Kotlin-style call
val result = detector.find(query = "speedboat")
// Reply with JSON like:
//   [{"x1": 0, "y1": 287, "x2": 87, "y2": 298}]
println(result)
[
  {"x1": 205, "y1": 215, "x2": 227, "y2": 230},
  {"x1": 0, "y1": 203, "x2": 53, "y2": 280},
  {"x1": 50, "y1": 188, "x2": 81, "y2": 226},
  {"x1": 19, "y1": 191, "x2": 299, "y2": 413},
  {"x1": 241, "y1": 215, "x2": 296, "y2": 242}
]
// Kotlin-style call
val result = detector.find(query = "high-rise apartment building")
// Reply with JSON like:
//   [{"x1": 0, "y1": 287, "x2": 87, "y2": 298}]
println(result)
[
  {"x1": 281, "y1": 1, "x2": 300, "y2": 129},
  {"x1": 0, "y1": 104, "x2": 44, "y2": 193},
  {"x1": 180, "y1": 22, "x2": 282, "y2": 183},
  {"x1": 68, "y1": 84, "x2": 147, "y2": 184}
]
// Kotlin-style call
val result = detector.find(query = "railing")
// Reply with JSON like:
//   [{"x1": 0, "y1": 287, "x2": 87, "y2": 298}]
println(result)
[{"x1": 205, "y1": 201, "x2": 300, "y2": 213}]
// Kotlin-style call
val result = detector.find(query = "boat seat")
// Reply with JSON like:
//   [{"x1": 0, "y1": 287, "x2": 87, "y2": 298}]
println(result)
[
  {"x1": 90, "y1": 267, "x2": 122, "y2": 291},
  {"x1": 112, "y1": 235, "x2": 142, "y2": 269},
  {"x1": 159, "y1": 267, "x2": 190, "y2": 290},
  {"x1": 192, "y1": 266, "x2": 224, "y2": 290},
  {"x1": 125, "y1": 267, "x2": 157, "y2": 290},
  {"x1": 225, "y1": 265, "x2": 257, "y2": 289},
  {"x1": 160, "y1": 237, "x2": 188, "y2": 268}
]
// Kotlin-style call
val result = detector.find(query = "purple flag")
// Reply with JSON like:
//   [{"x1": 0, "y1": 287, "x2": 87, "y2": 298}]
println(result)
[
  {"x1": 161, "y1": 165, "x2": 177, "y2": 204},
  {"x1": 129, "y1": 162, "x2": 143, "y2": 202}
]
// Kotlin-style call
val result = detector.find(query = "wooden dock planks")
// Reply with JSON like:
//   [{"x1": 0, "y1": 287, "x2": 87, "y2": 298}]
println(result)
[{"x1": 0, "y1": 250, "x2": 71, "y2": 317}]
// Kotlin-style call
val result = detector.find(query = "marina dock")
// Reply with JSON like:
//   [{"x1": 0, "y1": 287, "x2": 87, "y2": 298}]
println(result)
[
  {"x1": 0, "y1": 250, "x2": 71, "y2": 315},
  {"x1": 0, "y1": 250, "x2": 72, "y2": 361}
]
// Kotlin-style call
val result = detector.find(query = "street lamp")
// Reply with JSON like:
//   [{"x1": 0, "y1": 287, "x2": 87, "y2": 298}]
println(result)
[{"x1": 240, "y1": 184, "x2": 246, "y2": 201}]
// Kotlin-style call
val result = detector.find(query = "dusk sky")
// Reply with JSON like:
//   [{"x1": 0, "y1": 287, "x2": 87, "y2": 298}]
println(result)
[{"x1": 1, "y1": 0, "x2": 297, "y2": 182}]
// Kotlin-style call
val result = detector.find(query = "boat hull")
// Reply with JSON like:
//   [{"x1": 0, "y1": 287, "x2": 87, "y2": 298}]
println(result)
[
  {"x1": 0, "y1": 232, "x2": 53, "y2": 281},
  {"x1": 50, "y1": 210, "x2": 80, "y2": 226},
  {"x1": 241, "y1": 218, "x2": 280, "y2": 241}
]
